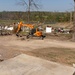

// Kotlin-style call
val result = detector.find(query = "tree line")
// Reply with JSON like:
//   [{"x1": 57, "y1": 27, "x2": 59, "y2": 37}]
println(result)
[{"x1": 0, "y1": 11, "x2": 73, "y2": 23}]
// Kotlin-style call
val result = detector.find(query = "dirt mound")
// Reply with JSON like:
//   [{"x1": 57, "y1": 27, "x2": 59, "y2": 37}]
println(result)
[{"x1": 0, "y1": 54, "x2": 74, "y2": 75}]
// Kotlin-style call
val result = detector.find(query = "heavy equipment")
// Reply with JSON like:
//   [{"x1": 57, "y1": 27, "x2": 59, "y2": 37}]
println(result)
[{"x1": 15, "y1": 21, "x2": 45, "y2": 40}]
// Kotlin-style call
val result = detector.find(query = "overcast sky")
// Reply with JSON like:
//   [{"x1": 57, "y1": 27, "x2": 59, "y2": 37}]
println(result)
[{"x1": 0, "y1": 0, "x2": 74, "y2": 12}]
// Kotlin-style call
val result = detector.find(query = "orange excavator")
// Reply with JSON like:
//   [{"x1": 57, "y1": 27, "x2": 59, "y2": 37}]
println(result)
[{"x1": 16, "y1": 21, "x2": 45, "y2": 40}]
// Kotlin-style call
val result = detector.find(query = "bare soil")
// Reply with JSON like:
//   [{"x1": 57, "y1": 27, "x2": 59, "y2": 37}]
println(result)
[{"x1": 0, "y1": 34, "x2": 75, "y2": 66}]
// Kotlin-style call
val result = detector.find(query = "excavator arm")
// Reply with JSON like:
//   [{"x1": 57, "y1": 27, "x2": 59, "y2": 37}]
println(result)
[{"x1": 16, "y1": 21, "x2": 34, "y2": 33}]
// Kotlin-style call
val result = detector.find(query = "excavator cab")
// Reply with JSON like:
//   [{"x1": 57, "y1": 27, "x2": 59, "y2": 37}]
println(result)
[{"x1": 27, "y1": 28, "x2": 45, "y2": 40}]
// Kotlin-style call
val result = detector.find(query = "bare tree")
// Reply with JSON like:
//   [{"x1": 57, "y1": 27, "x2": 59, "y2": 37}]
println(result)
[{"x1": 17, "y1": 0, "x2": 40, "y2": 23}]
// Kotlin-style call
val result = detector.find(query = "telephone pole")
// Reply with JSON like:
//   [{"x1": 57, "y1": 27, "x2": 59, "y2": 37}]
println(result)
[
  {"x1": 28, "y1": 0, "x2": 31, "y2": 23},
  {"x1": 72, "y1": 0, "x2": 75, "y2": 40},
  {"x1": 70, "y1": 11, "x2": 72, "y2": 23}
]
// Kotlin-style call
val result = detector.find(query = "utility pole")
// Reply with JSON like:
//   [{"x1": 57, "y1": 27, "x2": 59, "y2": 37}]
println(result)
[
  {"x1": 70, "y1": 11, "x2": 72, "y2": 23},
  {"x1": 28, "y1": 0, "x2": 31, "y2": 23},
  {"x1": 72, "y1": 0, "x2": 75, "y2": 41}
]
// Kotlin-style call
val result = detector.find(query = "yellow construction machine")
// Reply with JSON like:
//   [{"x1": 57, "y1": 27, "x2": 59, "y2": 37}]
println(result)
[{"x1": 15, "y1": 21, "x2": 45, "y2": 40}]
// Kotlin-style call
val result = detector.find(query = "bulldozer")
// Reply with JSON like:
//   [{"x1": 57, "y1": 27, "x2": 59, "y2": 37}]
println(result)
[{"x1": 15, "y1": 21, "x2": 45, "y2": 40}]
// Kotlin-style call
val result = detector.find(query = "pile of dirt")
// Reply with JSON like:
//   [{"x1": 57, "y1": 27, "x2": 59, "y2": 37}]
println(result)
[{"x1": 0, "y1": 54, "x2": 74, "y2": 75}]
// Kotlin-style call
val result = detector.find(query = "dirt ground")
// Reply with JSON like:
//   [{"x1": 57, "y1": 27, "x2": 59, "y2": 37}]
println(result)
[{"x1": 0, "y1": 34, "x2": 75, "y2": 66}]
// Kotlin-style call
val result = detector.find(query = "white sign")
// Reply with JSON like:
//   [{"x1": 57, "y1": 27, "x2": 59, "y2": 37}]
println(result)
[{"x1": 46, "y1": 27, "x2": 52, "y2": 33}]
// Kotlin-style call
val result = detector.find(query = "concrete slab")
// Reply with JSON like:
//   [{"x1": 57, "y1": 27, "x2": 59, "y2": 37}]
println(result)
[{"x1": 0, "y1": 54, "x2": 74, "y2": 75}]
